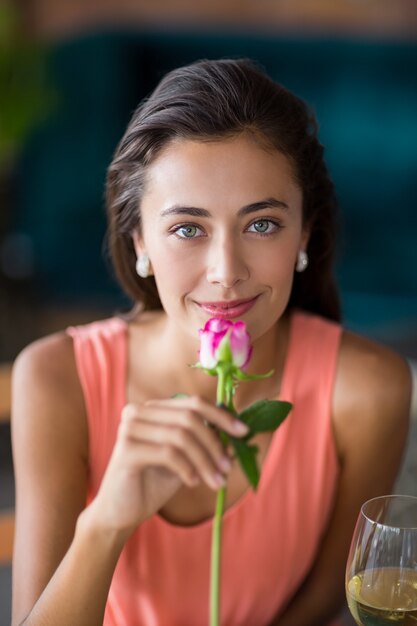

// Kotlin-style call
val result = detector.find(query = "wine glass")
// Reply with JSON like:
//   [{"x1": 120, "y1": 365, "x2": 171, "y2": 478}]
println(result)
[{"x1": 346, "y1": 494, "x2": 417, "y2": 626}]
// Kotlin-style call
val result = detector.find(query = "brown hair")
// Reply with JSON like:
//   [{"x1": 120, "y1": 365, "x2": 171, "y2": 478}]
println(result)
[{"x1": 106, "y1": 58, "x2": 341, "y2": 321}]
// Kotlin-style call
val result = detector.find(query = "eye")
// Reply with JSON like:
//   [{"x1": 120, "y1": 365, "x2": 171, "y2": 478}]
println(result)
[
  {"x1": 247, "y1": 219, "x2": 281, "y2": 235},
  {"x1": 172, "y1": 224, "x2": 205, "y2": 239}
]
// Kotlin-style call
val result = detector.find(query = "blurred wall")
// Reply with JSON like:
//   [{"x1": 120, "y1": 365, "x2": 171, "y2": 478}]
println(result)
[{"x1": 22, "y1": 0, "x2": 417, "y2": 40}]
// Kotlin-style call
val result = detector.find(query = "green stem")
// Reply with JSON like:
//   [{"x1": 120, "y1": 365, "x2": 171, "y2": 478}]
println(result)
[
  {"x1": 210, "y1": 365, "x2": 235, "y2": 626},
  {"x1": 216, "y1": 366, "x2": 226, "y2": 405},
  {"x1": 225, "y1": 378, "x2": 234, "y2": 412},
  {"x1": 210, "y1": 485, "x2": 226, "y2": 626}
]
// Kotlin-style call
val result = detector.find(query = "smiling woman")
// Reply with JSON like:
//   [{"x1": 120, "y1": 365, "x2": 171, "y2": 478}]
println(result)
[
  {"x1": 106, "y1": 59, "x2": 340, "y2": 323},
  {"x1": 11, "y1": 59, "x2": 411, "y2": 626}
]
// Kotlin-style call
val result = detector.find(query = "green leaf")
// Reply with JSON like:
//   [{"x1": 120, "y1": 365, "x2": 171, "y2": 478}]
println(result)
[
  {"x1": 239, "y1": 400, "x2": 292, "y2": 435},
  {"x1": 190, "y1": 363, "x2": 218, "y2": 376},
  {"x1": 231, "y1": 438, "x2": 260, "y2": 489},
  {"x1": 234, "y1": 368, "x2": 275, "y2": 381}
]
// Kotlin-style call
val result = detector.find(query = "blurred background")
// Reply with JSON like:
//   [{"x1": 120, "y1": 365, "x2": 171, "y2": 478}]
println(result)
[{"x1": 1, "y1": 1, "x2": 416, "y2": 623}]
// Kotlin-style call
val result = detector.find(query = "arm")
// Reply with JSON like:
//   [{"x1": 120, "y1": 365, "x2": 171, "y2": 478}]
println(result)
[
  {"x1": 11, "y1": 333, "x2": 246, "y2": 626},
  {"x1": 11, "y1": 333, "x2": 126, "y2": 626},
  {"x1": 270, "y1": 331, "x2": 412, "y2": 626}
]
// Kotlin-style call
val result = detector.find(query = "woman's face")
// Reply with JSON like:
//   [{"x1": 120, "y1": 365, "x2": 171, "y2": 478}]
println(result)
[{"x1": 134, "y1": 134, "x2": 308, "y2": 344}]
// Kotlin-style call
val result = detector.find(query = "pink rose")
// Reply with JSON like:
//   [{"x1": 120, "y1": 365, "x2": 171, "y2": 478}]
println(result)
[{"x1": 198, "y1": 318, "x2": 252, "y2": 370}]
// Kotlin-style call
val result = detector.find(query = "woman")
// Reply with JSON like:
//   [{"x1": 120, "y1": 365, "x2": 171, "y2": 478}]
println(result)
[{"x1": 11, "y1": 59, "x2": 411, "y2": 626}]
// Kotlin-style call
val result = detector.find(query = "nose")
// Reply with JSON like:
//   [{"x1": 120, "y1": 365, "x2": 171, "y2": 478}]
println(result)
[{"x1": 206, "y1": 234, "x2": 249, "y2": 288}]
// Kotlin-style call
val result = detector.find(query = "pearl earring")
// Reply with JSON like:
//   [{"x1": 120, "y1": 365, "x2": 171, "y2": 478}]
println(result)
[
  {"x1": 296, "y1": 250, "x2": 309, "y2": 272},
  {"x1": 136, "y1": 253, "x2": 152, "y2": 278}
]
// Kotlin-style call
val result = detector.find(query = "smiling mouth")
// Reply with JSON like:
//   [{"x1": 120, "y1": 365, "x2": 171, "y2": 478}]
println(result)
[{"x1": 196, "y1": 296, "x2": 259, "y2": 318}]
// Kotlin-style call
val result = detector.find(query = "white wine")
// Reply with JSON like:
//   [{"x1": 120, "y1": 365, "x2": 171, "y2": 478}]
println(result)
[{"x1": 347, "y1": 568, "x2": 417, "y2": 625}]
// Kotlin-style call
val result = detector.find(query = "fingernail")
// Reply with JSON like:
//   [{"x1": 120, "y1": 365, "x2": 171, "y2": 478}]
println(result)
[
  {"x1": 213, "y1": 472, "x2": 226, "y2": 488},
  {"x1": 233, "y1": 420, "x2": 249, "y2": 435},
  {"x1": 218, "y1": 455, "x2": 232, "y2": 473}
]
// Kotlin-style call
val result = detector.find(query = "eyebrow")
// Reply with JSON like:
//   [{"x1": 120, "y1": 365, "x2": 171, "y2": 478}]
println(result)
[{"x1": 160, "y1": 197, "x2": 289, "y2": 219}]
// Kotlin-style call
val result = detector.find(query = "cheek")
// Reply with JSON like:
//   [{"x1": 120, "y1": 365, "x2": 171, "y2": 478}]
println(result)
[
  {"x1": 255, "y1": 241, "x2": 297, "y2": 284},
  {"x1": 149, "y1": 244, "x2": 200, "y2": 300},
  {"x1": 263, "y1": 258, "x2": 294, "y2": 281}
]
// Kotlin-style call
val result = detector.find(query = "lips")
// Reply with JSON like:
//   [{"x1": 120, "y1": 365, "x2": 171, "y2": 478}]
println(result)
[{"x1": 196, "y1": 296, "x2": 259, "y2": 319}]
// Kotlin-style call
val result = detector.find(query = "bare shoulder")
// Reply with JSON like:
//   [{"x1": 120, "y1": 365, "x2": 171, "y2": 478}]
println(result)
[
  {"x1": 12, "y1": 331, "x2": 87, "y2": 454},
  {"x1": 336, "y1": 330, "x2": 412, "y2": 411},
  {"x1": 333, "y1": 330, "x2": 412, "y2": 462},
  {"x1": 14, "y1": 330, "x2": 81, "y2": 393}
]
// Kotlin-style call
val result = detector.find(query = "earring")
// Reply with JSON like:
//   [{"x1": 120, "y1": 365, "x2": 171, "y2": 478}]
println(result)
[
  {"x1": 136, "y1": 253, "x2": 152, "y2": 278},
  {"x1": 296, "y1": 250, "x2": 309, "y2": 272}
]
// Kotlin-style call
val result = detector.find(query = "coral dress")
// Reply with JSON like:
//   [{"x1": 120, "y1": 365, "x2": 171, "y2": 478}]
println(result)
[{"x1": 67, "y1": 310, "x2": 342, "y2": 626}]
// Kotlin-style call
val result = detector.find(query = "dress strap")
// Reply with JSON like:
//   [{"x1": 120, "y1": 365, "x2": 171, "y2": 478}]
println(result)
[
  {"x1": 66, "y1": 317, "x2": 128, "y2": 497},
  {"x1": 283, "y1": 310, "x2": 342, "y2": 412}
]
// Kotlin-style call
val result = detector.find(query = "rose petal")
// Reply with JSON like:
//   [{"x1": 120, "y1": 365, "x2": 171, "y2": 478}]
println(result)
[
  {"x1": 198, "y1": 329, "x2": 218, "y2": 369},
  {"x1": 198, "y1": 318, "x2": 252, "y2": 369},
  {"x1": 230, "y1": 322, "x2": 252, "y2": 368},
  {"x1": 205, "y1": 318, "x2": 233, "y2": 333}
]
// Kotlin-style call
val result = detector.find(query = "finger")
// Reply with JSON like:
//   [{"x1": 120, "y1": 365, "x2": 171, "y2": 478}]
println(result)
[
  {"x1": 146, "y1": 396, "x2": 250, "y2": 437},
  {"x1": 123, "y1": 420, "x2": 227, "y2": 491},
  {"x1": 125, "y1": 403, "x2": 232, "y2": 475},
  {"x1": 125, "y1": 440, "x2": 200, "y2": 489}
]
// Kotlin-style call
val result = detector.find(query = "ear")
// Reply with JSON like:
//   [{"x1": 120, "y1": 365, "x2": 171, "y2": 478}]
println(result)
[{"x1": 132, "y1": 230, "x2": 145, "y2": 258}]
